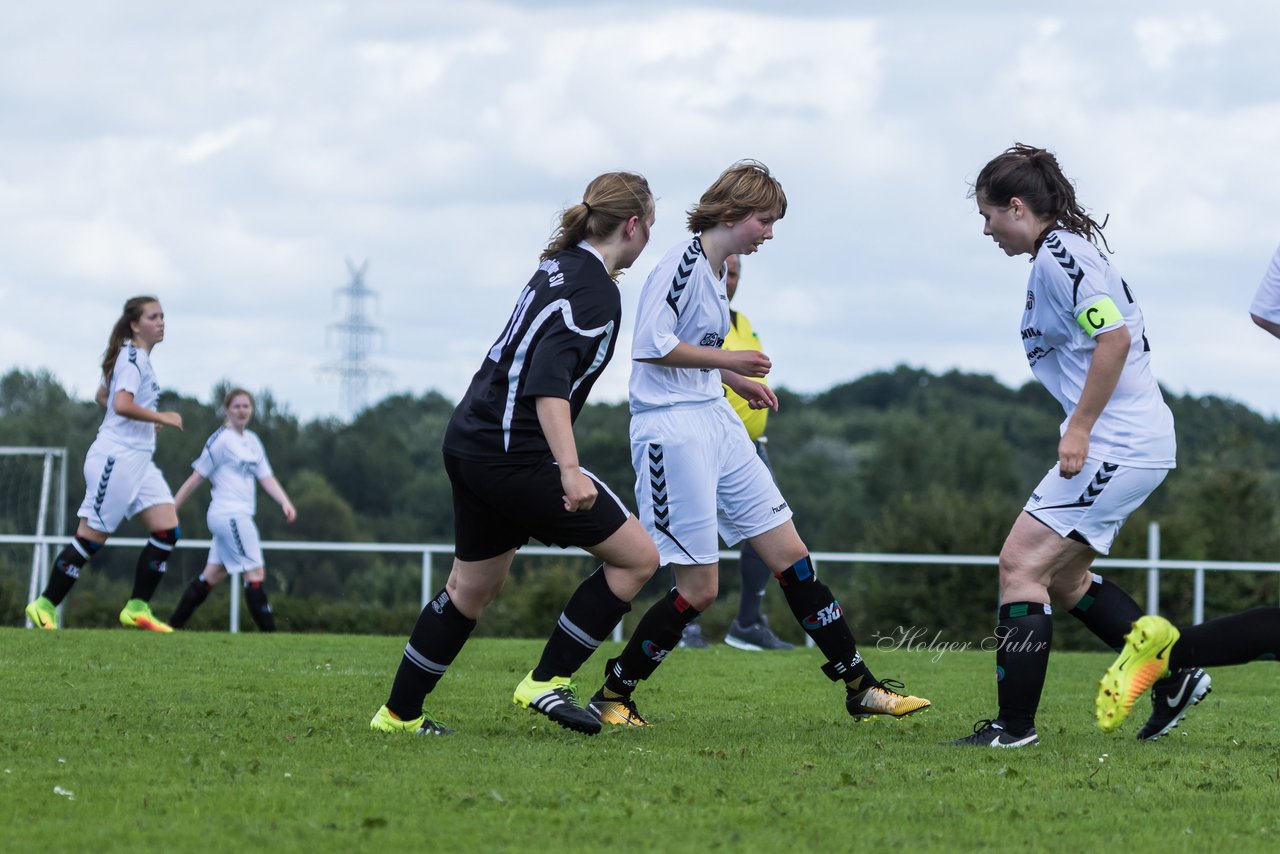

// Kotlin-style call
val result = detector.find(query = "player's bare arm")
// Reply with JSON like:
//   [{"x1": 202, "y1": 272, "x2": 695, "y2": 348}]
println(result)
[
  {"x1": 1059, "y1": 325, "x2": 1129, "y2": 478},
  {"x1": 112, "y1": 390, "x2": 183, "y2": 431},
  {"x1": 722, "y1": 371, "x2": 779, "y2": 412},
  {"x1": 639, "y1": 341, "x2": 771, "y2": 377},
  {"x1": 172, "y1": 471, "x2": 206, "y2": 509},
  {"x1": 260, "y1": 476, "x2": 297, "y2": 523},
  {"x1": 535, "y1": 396, "x2": 597, "y2": 512}
]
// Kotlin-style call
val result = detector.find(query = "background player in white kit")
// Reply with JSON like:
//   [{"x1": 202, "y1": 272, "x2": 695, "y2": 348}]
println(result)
[
  {"x1": 587, "y1": 160, "x2": 930, "y2": 727},
  {"x1": 370, "y1": 172, "x2": 660, "y2": 736},
  {"x1": 950, "y1": 144, "x2": 1208, "y2": 747},
  {"x1": 168, "y1": 388, "x2": 297, "y2": 632},
  {"x1": 25, "y1": 296, "x2": 183, "y2": 632}
]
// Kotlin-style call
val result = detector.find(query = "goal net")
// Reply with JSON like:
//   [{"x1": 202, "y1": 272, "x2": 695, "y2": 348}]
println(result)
[{"x1": 0, "y1": 447, "x2": 68, "y2": 626}]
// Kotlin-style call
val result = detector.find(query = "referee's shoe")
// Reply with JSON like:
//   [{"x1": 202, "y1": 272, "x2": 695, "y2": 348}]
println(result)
[{"x1": 513, "y1": 672, "x2": 601, "y2": 735}]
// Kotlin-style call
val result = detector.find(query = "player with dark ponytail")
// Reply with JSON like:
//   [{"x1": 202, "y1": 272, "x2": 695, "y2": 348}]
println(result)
[{"x1": 949, "y1": 144, "x2": 1194, "y2": 746}]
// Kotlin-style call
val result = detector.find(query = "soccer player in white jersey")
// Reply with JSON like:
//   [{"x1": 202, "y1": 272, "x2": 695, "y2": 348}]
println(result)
[
  {"x1": 25, "y1": 296, "x2": 184, "y2": 632},
  {"x1": 1250, "y1": 242, "x2": 1280, "y2": 339},
  {"x1": 168, "y1": 388, "x2": 297, "y2": 631},
  {"x1": 370, "y1": 172, "x2": 660, "y2": 736},
  {"x1": 1091, "y1": 243, "x2": 1280, "y2": 735},
  {"x1": 586, "y1": 160, "x2": 930, "y2": 728},
  {"x1": 949, "y1": 143, "x2": 1206, "y2": 747}
]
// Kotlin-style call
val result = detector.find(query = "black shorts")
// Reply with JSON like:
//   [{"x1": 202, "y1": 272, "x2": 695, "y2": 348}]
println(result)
[{"x1": 443, "y1": 450, "x2": 631, "y2": 562}]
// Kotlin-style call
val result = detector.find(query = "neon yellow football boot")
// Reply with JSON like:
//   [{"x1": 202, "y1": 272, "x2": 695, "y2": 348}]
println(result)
[
  {"x1": 1097, "y1": 615, "x2": 1179, "y2": 733},
  {"x1": 25, "y1": 596, "x2": 58, "y2": 630},
  {"x1": 369, "y1": 704, "x2": 452, "y2": 735},
  {"x1": 119, "y1": 599, "x2": 174, "y2": 633}
]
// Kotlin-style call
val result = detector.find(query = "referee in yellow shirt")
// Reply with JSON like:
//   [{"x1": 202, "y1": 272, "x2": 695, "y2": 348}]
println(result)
[{"x1": 679, "y1": 254, "x2": 794, "y2": 650}]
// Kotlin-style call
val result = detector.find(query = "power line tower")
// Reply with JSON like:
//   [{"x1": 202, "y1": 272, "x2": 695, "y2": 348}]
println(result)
[{"x1": 320, "y1": 258, "x2": 390, "y2": 418}]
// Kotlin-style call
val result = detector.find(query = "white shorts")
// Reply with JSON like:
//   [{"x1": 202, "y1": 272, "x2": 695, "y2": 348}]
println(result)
[
  {"x1": 631, "y1": 398, "x2": 792, "y2": 566},
  {"x1": 1023, "y1": 458, "x2": 1169, "y2": 555},
  {"x1": 77, "y1": 442, "x2": 174, "y2": 533},
  {"x1": 207, "y1": 514, "x2": 265, "y2": 573}
]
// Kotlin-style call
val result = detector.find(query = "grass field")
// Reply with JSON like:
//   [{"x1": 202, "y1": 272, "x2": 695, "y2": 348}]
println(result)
[{"x1": 2, "y1": 628, "x2": 1278, "y2": 852}]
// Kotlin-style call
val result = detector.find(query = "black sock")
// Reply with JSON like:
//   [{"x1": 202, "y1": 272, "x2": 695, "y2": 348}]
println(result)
[
  {"x1": 42, "y1": 537, "x2": 102, "y2": 605},
  {"x1": 168, "y1": 574, "x2": 213, "y2": 628},
  {"x1": 243, "y1": 580, "x2": 276, "y2": 632},
  {"x1": 1067, "y1": 573, "x2": 1143, "y2": 652},
  {"x1": 386, "y1": 589, "x2": 477, "y2": 720},
  {"x1": 604, "y1": 588, "x2": 699, "y2": 695},
  {"x1": 532, "y1": 566, "x2": 630, "y2": 682},
  {"x1": 776, "y1": 557, "x2": 875, "y2": 691},
  {"x1": 995, "y1": 602, "x2": 1053, "y2": 735},
  {"x1": 736, "y1": 541, "x2": 771, "y2": 626},
  {"x1": 130, "y1": 528, "x2": 178, "y2": 601},
  {"x1": 1170, "y1": 607, "x2": 1280, "y2": 668}
]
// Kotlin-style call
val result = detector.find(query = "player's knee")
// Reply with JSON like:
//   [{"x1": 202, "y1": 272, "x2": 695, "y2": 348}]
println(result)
[
  {"x1": 628, "y1": 540, "x2": 661, "y2": 577},
  {"x1": 447, "y1": 574, "x2": 506, "y2": 615}
]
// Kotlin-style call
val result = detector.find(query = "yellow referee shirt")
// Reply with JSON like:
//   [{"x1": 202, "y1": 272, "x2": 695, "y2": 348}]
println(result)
[{"x1": 722, "y1": 309, "x2": 768, "y2": 441}]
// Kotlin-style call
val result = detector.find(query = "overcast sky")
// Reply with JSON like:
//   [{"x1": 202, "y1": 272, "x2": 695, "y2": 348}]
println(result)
[{"x1": 3, "y1": 1, "x2": 1278, "y2": 423}]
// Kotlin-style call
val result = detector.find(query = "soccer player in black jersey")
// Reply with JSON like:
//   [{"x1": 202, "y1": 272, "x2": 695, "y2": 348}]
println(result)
[{"x1": 371, "y1": 171, "x2": 659, "y2": 735}]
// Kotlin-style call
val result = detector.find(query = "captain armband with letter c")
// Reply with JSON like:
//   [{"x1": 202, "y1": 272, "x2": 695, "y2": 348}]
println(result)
[{"x1": 1075, "y1": 297, "x2": 1123, "y2": 337}]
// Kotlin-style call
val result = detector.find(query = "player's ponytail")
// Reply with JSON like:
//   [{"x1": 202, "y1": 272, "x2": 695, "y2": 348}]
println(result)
[
  {"x1": 101, "y1": 296, "x2": 159, "y2": 382},
  {"x1": 541, "y1": 172, "x2": 653, "y2": 266},
  {"x1": 973, "y1": 143, "x2": 1111, "y2": 251}
]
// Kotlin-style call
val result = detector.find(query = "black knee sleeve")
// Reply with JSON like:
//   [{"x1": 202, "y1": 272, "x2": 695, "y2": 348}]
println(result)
[{"x1": 243, "y1": 579, "x2": 276, "y2": 632}]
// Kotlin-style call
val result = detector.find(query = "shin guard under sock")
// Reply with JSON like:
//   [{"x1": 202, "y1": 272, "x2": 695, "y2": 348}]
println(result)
[
  {"x1": 42, "y1": 536, "x2": 102, "y2": 605},
  {"x1": 243, "y1": 580, "x2": 276, "y2": 632},
  {"x1": 604, "y1": 588, "x2": 699, "y2": 695},
  {"x1": 168, "y1": 574, "x2": 213, "y2": 628},
  {"x1": 1068, "y1": 573, "x2": 1143, "y2": 651},
  {"x1": 386, "y1": 589, "x2": 477, "y2": 720},
  {"x1": 131, "y1": 528, "x2": 179, "y2": 601},
  {"x1": 995, "y1": 602, "x2": 1053, "y2": 735},
  {"x1": 532, "y1": 566, "x2": 631, "y2": 682},
  {"x1": 776, "y1": 556, "x2": 875, "y2": 689},
  {"x1": 1170, "y1": 607, "x2": 1280, "y2": 668}
]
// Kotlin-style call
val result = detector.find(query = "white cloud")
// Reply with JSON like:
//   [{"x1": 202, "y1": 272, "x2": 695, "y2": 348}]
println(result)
[
  {"x1": 1, "y1": 2, "x2": 1278, "y2": 422},
  {"x1": 1134, "y1": 13, "x2": 1230, "y2": 71}
]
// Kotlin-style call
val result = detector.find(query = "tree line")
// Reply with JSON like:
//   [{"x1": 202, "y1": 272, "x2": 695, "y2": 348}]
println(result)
[{"x1": 2, "y1": 366, "x2": 1278, "y2": 644}]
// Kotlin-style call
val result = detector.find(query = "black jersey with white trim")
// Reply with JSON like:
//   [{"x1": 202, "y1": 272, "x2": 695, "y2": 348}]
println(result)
[{"x1": 444, "y1": 245, "x2": 620, "y2": 460}]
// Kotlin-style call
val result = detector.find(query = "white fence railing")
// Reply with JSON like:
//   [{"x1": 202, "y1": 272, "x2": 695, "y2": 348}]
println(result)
[{"x1": 5, "y1": 522, "x2": 1279, "y2": 633}]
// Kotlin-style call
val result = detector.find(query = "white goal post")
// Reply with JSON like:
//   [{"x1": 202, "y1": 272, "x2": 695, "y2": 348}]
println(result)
[{"x1": 0, "y1": 447, "x2": 69, "y2": 627}]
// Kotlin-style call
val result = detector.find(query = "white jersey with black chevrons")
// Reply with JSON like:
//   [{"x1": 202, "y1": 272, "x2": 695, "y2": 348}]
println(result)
[
  {"x1": 193, "y1": 426, "x2": 274, "y2": 517},
  {"x1": 1021, "y1": 228, "x2": 1175, "y2": 468},
  {"x1": 629, "y1": 236, "x2": 730, "y2": 414},
  {"x1": 95, "y1": 342, "x2": 162, "y2": 452}
]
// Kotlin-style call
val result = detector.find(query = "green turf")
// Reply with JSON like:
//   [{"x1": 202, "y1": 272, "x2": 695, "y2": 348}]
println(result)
[{"x1": 2, "y1": 628, "x2": 1278, "y2": 852}]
